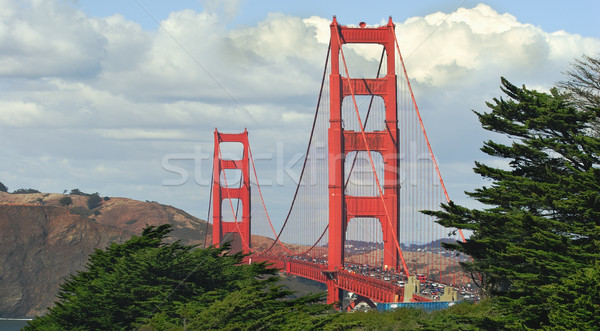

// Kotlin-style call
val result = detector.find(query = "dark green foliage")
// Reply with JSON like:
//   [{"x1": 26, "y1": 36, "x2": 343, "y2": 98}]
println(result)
[
  {"x1": 70, "y1": 188, "x2": 88, "y2": 196},
  {"x1": 325, "y1": 306, "x2": 425, "y2": 330},
  {"x1": 59, "y1": 196, "x2": 73, "y2": 206},
  {"x1": 12, "y1": 188, "x2": 41, "y2": 194},
  {"x1": 0, "y1": 181, "x2": 7, "y2": 192},
  {"x1": 103, "y1": 196, "x2": 110, "y2": 201},
  {"x1": 547, "y1": 260, "x2": 600, "y2": 330},
  {"x1": 86, "y1": 193, "x2": 102, "y2": 209},
  {"x1": 25, "y1": 225, "x2": 332, "y2": 330},
  {"x1": 147, "y1": 280, "x2": 332, "y2": 330},
  {"x1": 420, "y1": 300, "x2": 506, "y2": 330},
  {"x1": 423, "y1": 77, "x2": 600, "y2": 328},
  {"x1": 324, "y1": 300, "x2": 503, "y2": 330}
]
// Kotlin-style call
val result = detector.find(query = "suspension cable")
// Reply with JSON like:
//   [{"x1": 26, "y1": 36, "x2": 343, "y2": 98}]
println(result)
[
  {"x1": 344, "y1": 48, "x2": 386, "y2": 188},
  {"x1": 203, "y1": 151, "x2": 214, "y2": 248},
  {"x1": 247, "y1": 144, "x2": 294, "y2": 255},
  {"x1": 259, "y1": 41, "x2": 332, "y2": 255},
  {"x1": 392, "y1": 31, "x2": 466, "y2": 244},
  {"x1": 343, "y1": 48, "x2": 385, "y2": 267}
]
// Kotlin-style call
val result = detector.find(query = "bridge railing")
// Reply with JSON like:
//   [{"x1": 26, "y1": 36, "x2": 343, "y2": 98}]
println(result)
[{"x1": 336, "y1": 269, "x2": 403, "y2": 302}]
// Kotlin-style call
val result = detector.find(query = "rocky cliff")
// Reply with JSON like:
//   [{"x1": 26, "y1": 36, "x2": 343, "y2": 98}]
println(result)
[{"x1": 0, "y1": 192, "x2": 209, "y2": 318}]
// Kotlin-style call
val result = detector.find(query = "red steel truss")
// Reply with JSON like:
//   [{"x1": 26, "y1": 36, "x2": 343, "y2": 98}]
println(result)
[{"x1": 212, "y1": 129, "x2": 251, "y2": 254}]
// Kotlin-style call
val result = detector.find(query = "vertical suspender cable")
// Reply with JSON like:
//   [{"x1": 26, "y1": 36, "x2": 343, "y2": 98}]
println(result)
[
  {"x1": 341, "y1": 44, "x2": 387, "y2": 273},
  {"x1": 260, "y1": 41, "x2": 332, "y2": 255},
  {"x1": 392, "y1": 31, "x2": 465, "y2": 244},
  {"x1": 395, "y1": 24, "x2": 473, "y2": 286},
  {"x1": 203, "y1": 151, "x2": 214, "y2": 248},
  {"x1": 247, "y1": 144, "x2": 294, "y2": 255}
]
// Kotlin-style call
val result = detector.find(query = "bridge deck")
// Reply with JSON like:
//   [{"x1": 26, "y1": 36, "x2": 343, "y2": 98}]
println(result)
[{"x1": 251, "y1": 255, "x2": 409, "y2": 303}]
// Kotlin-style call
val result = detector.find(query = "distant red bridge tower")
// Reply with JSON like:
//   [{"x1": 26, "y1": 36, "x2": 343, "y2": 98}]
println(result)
[{"x1": 212, "y1": 129, "x2": 251, "y2": 254}]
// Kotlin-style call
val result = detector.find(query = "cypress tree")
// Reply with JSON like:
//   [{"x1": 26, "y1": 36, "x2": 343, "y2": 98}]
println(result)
[
  {"x1": 25, "y1": 225, "x2": 331, "y2": 330},
  {"x1": 424, "y1": 77, "x2": 600, "y2": 328}
]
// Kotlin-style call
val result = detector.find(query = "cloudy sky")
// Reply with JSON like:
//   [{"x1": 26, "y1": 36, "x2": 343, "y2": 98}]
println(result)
[{"x1": 1, "y1": 0, "x2": 599, "y2": 233}]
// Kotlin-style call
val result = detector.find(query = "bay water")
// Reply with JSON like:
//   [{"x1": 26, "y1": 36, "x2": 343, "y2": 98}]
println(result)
[{"x1": 0, "y1": 318, "x2": 31, "y2": 330}]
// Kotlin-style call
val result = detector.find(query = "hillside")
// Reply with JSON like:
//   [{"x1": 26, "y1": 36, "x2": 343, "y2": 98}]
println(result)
[
  {"x1": 0, "y1": 191, "x2": 469, "y2": 317},
  {"x1": 0, "y1": 192, "x2": 210, "y2": 318}
]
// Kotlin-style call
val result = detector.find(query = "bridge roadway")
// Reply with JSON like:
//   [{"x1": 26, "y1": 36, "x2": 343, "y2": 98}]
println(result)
[{"x1": 250, "y1": 255, "x2": 407, "y2": 303}]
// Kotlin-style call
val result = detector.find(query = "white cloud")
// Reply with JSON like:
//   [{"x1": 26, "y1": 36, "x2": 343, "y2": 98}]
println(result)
[
  {"x1": 0, "y1": 0, "x2": 105, "y2": 78},
  {"x1": 90, "y1": 14, "x2": 151, "y2": 73},
  {"x1": 94, "y1": 128, "x2": 189, "y2": 140},
  {"x1": 0, "y1": 1, "x2": 598, "y2": 222},
  {"x1": 0, "y1": 100, "x2": 45, "y2": 126},
  {"x1": 442, "y1": 4, "x2": 521, "y2": 35},
  {"x1": 397, "y1": 4, "x2": 599, "y2": 89}
]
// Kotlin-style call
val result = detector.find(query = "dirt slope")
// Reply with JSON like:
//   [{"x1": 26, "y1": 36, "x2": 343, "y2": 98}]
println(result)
[{"x1": 0, "y1": 192, "x2": 209, "y2": 317}]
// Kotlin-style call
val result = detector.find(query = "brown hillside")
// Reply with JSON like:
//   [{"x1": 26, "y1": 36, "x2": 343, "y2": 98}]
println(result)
[
  {"x1": 0, "y1": 192, "x2": 209, "y2": 318},
  {"x1": 0, "y1": 192, "x2": 469, "y2": 317}
]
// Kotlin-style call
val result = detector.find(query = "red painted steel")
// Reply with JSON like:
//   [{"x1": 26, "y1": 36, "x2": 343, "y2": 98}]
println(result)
[
  {"x1": 411, "y1": 294, "x2": 434, "y2": 302},
  {"x1": 211, "y1": 126, "x2": 407, "y2": 305},
  {"x1": 209, "y1": 18, "x2": 455, "y2": 307},
  {"x1": 328, "y1": 17, "x2": 400, "y2": 300},
  {"x1": 253, "y1": 256, "x2": 404, "y2": 305},
  {"x1": 212, "y1": 129, "x2": 252, "y2": 254}
]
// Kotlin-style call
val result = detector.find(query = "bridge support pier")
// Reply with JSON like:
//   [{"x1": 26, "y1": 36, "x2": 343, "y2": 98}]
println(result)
[
  {"x1": 404, "y1": 276, "x2": 419, "y2": 302},
  {"x1": 326, "y1": 280, "x2": 343, "y2": 308}
]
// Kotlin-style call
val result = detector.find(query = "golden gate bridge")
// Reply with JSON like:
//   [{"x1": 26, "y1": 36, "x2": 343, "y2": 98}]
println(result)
[{"x1": 208, "y1": 17, "x2": 469, "y2": 308}]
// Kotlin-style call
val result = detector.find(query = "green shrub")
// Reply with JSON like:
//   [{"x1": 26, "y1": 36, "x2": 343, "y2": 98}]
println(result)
[
  {"x1": 13, "y1": 188, "x2": 41, "y2": 194},
  {"x1": 59, "y1": 196, "x2": 73, "y2": 206},
  {"x1": 70, "y1": 188, "x2": 88, "y2": 196},
  {"x1": 86, "y1": 193, "x2": 102, "y2": 210}
]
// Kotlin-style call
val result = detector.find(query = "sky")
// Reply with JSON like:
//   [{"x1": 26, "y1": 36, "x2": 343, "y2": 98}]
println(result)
[{"x1": 1, "y1": 0, "x2": 599, "y2": 236}]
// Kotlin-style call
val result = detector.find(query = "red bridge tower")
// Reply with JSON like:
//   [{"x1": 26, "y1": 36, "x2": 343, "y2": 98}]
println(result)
[
  {"x1": 212, "y1": 129, "x2": 251, "y2": 254},
  {"x1": 327, "y1": 17, "x2": 400, "y2": 303}
]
